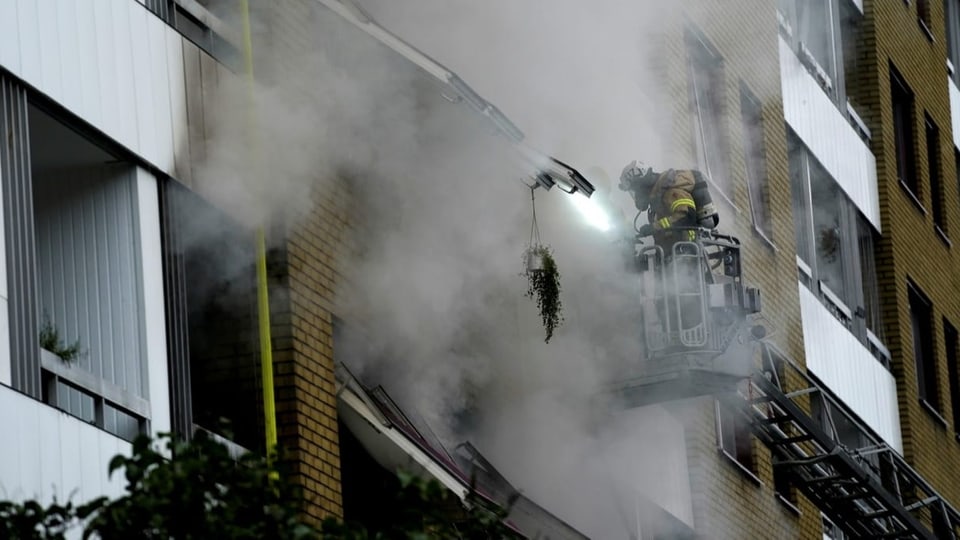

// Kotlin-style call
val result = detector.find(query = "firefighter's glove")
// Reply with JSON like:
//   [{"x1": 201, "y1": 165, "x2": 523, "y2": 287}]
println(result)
[{"x1": 636, "y1": 223, "x2": 655, "y2": 237}]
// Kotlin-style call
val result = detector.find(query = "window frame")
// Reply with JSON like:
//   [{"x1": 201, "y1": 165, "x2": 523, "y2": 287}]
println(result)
[
  {"x1": 891, "y1": 66, "x2": 921, "y2": 203},
  {"x1": 0, "y1": 85, "x2": 152, "y2": 441},
  {"x1": 925, "y1": 113, "x2": 948, "y2": 241},
  {"x1": 945, "y1": 319, "x2": 960, "y2": 439},
  {"x1": 715, "y1": 399, "x2": 760, "y2": 483},
  {"x1": 908, "y1": 281, "x2": 941, "y2": 416},
  {"x1": 686, "y1": 29, "x2": 734, "y2": 206},
  {"x1": 947, "y1": 0, "x2": 960, "y2": 83},
  {"x1": 740, "y1": 84, "x2": 775, "y2": 246},
  {"x1": 777, "y1": 0, "x2": 864, "y2": 120},
  {"x1": 918, "y1": 0, "x2": 935, "y2": 40},
  {"x1": 788, "y1": 129, "x2": 890, "y2": 368}
]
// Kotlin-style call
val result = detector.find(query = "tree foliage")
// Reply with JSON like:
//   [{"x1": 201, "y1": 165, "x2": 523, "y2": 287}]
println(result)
[{"x1": 0, "y1": 432, "x2": 518, "y2": 539}]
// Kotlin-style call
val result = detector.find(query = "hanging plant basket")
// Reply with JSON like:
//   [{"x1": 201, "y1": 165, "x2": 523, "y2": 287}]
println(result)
[{"x1": 524, "y1": 244, "x2": 564, "y2": 343}]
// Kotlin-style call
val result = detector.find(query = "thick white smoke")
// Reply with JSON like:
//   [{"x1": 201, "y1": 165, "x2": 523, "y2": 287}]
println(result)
[{"x1": 191, "y1": 1, "x2": 740, "y2": 538}]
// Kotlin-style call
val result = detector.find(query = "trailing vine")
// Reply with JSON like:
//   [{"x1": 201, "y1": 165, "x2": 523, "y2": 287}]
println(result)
[
  {"x1": 525, "y1": 245, "x2": 564, "y2": 342},
  {"x1": 523, "y1": 186, "x2": 563, "y2": 342}
]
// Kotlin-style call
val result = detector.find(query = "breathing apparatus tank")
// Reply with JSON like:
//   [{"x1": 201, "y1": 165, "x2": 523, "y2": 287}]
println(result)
[{"x1": 692, "y1": 170, "x2": 719, "y2": 229}]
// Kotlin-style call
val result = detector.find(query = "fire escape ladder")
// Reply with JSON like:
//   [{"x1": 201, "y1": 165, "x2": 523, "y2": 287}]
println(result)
[{"x1": 729, "y1": 341, "x2": 960, "y2": 539}]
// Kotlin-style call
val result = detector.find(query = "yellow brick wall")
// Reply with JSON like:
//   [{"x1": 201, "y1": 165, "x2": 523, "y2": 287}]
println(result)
[
  {"x1": 658, "y1": 0, "x2": 822, "y2": 537},
  {"x1": 861, "y1": 0, "x2": 960, "y2": 510}
]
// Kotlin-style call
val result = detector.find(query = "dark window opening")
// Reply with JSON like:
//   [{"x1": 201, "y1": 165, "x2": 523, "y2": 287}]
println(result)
[
  {"x1": 945, "y1": 321, "x2": 960, "y2": 436},
  {"x1": 891, "y1": 66, "x2": 919, "y2": 199},
  {"x1": 909, "y1": 283, "x2": 939, "y2": 412},
  {"x1": 687, "y1": 30, "x2": 731, "y2": 200},
  {"x1": 918, "y1": 0, "x2": 934, "y2": 38},
  {"x1": 717, "y1": 400, "x2": 755, "y2": 474},
  {"x1": 164, "y1": 183, "x2": 264, "y2": 452},
  {"x1": 926, "y1": 115, "x2": 946, "y2": 235},
  {"x1": 741, "y1": 86, "x2": 773, "y2": 242}
]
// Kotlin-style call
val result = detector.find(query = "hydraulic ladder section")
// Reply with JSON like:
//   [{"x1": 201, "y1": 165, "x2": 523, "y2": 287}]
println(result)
[{"x1": 734, "y1": 341, "x2": 960, "y2": 539}]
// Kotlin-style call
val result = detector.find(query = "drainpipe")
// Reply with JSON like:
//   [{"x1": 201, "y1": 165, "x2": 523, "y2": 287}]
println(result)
[{"x1": 239, "y1": 0, "x2": 278, "y2": 457}]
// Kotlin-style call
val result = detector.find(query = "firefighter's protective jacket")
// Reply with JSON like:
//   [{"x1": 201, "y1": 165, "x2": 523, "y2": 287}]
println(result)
[{"x1": 649, "y1": 169, "x2": 698, "y2": 245}]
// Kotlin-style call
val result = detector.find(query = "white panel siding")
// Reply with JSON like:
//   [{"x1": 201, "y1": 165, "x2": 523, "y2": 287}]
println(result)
[
  {"x1": 799, "y1": 284, "x2": 902, "y2": 452},
  {"x1": 167, "y1": 29, "x2": 191, "y2": 179},
  {"x1": 76, "y1": 3, "x2": 104, "y2": 131},
  {"x1": 130, "y1": 4, "x2": 159, "y2": 161},
  {"x1": 950, "y1": 78, "x2": 960, "y2": 151},
  {"x1": 0, "y1": 386, "x2": 129, "y2": 504},
  {"x1": 55, "y1": 0, "x2": 83, "y2": 114},
  {"x1": 0, "y1": 300, "x2": 9, "y2": 386},
  {"x1": 0, "y1": 1, "x2": 21, "y2": 76},
  {"x1": 15, "y1": 0, "x2": 42, "y2": 90},
  {"x1": 149, "y1": 16, "x2": 176, "y2": 173},
  {"x1": 94, "y1": 0, "x2": 121, "y2": 142},
  {"x1": 34, "y1": 165, "x2": 145, "y2": 397},
  {"x1": 779, "y1": 37, "x2": 881, "y2": 231},
  {"x1": 36, "y1": 0, "x2": 62, "y2": 104},
  {"x1": 112, "y1": 0, "x2": 139, "y2": 150},
  {"x1": 136, "y1": 168, "x2": 171, "y2": 434},
  {"x1": 0, "y1": 0, "x2": 191, "y2": 178}
]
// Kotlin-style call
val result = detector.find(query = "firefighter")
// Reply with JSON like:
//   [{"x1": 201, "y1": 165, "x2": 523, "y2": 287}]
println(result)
[
  {"x1": 618, "y1": 161, "x2": 719, "y2": 252},
  {"x1": 619, "y1": 161, "x2": 719, "y2": 339}
]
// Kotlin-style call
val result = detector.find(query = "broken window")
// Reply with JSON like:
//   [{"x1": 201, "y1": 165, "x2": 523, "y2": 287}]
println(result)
[
  {"x1": 788, "y1": 130, "x2": 888, "y2": 366},
  {"x1": 909, "y1": 283, "x2": 940, "y2": 414},
  {"x1": 740, "y1": 86, "x2": 773, "y2": 243},
  {"x1": 687, "y1": 30, "x2": 731, "y2": 201},
  {"x1": 891, "y1": 66, "x2": 919, "y2": 199},
  {"x1": 161, "y1": 181, "x2": 264, "y2": 452},
  {"x1": 716, "y1": 400, "x2": 755, "y2": 474}
]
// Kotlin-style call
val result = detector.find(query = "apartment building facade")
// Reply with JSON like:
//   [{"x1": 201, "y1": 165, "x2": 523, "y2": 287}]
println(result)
[{"x1": 3, "y1": 0, "x2": 960, "y2": 539}]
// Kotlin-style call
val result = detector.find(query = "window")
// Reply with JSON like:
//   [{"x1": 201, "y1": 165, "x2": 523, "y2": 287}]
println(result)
[
  {"x1": 926, "y1": 115, "x2": 947, "y2": 237},
  {"x1": 858, "y1": 214, "x2": 888, "y2": 365},
  {"x1": 740, "y1": 86, "x2": 773, "y2": 242},
  {"x1": 909, "y1": 283, "x2": 940, "y2": 413},
  {"x1": 891, "y1": 66, "x2": 919, "y2": 199},
  {"x1": 716, "y1": 400, "x2": 755, "y2": 475},
  {"x1": 823, "y1": 515, "x2": 849, "y2": 539},
  {"x1": 948, "y1": 0, "x2": 960, "y2": 82},
  {"x1": 0, "y1": 85, "x2": 150, "y2": 441},
  {"x1": 145, "y1": 0, "x2": 241, "y2": 70},
  {"x1": 918, "y1": 0, "x2": 934, "y2": 38},
  {"x1": 687, "y1": 31, "x2": 731, "y2": 200},
  {"x1": 789, "y1": 130, "x2": 889, "y2": 366},
  {"x1": 778, "y1": 0, "x2": 863, "y2": 113},
  {"x1": 162, "y1": 181, "x2": 264, "y2": 452},
  {"x1": 945, "y1": 321, "x2": 960, "y2": 436}
]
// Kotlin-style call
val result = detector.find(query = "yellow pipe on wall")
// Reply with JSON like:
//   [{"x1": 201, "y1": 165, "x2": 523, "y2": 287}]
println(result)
[{"x1": 239, "y1": 0, "x2": 278, "y2": 456}]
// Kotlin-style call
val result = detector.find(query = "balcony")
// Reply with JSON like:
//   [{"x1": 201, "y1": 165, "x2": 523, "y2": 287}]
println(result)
[
  {"x1": 779, "y1": 36, "x2": 881, "y2": 231},
  {"x1": 799, "y1": 285, "x2": 902, "y2": 452}
]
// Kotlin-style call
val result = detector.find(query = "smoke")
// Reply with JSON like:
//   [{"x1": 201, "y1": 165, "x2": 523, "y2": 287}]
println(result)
[{"x1": 186, "y1": 0, "x2": 770, "y2": 537}]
